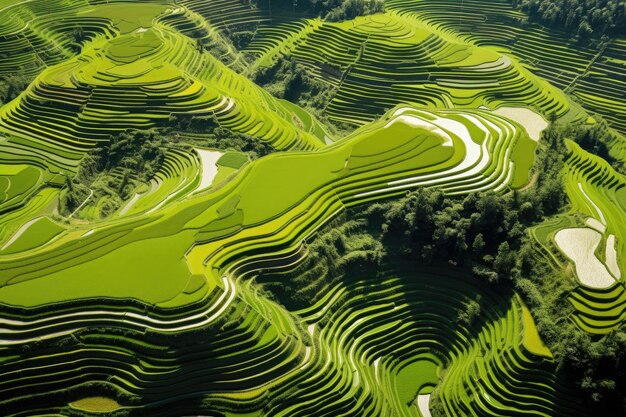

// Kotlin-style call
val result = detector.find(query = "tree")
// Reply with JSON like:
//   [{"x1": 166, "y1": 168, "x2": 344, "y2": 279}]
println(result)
[
  {"x1": 539, "y1": 177, "x2": 565, "y2": 215},
  {"x1": 578, "y1": 18, "x2": 594, "y2": 42},
  {"x1": 64, "y1": 173, "x2": 73, "y2": 192},
  {"x1": 472, "y1": 233, "x2": 485, "y2": 254},
  {"x1": 493, "y1": 241, "x2": 516, "y2": 279},
  {"x1": 457, "y1": 296, "x2": 482, "y2": 326},
  {"x1": 518, "y1": 0, "x2": 625, "y2": 40},
  {"x1": 118, "y1": 171, "x2": 130, "y2": 198},
  {"x1": 548, "y1": 110, "x2": 558, "y2": 123},
  {"x1": 0, "y1": 73, "x2": 29, "y2": 104}
]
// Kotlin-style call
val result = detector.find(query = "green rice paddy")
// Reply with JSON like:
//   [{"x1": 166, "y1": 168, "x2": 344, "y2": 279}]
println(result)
[{"x1": 0, "y1": 0, "x2": 624, "y2": 415}]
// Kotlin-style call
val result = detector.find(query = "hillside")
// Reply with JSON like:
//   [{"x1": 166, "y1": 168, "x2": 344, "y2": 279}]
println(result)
[{"x1": 0, "y1": 0, "x2": 625, "y2": 416}]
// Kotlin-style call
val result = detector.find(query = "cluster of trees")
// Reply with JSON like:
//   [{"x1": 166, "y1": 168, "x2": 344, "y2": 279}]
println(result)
[
  {"x1": 60, "y1": 130, "x2": 167, "y2": 217},
  {"x1": 255, "y1": 0, "x2": 384, "y2": 20},
  {"x1": 516, "y1": 0, "x2": 626, "y2": 40},
  {"x1": 67, "y1": 27, "x2": 90, "y2": 54},
  {"x1": 61, "y1": 115, "x2": 275, "y2": 219},
  {"x1": 370, "y1": 188, "x2": 531, "y2": 281},
  {"x1": 258, "y1": 218, "x2": 384, "y2": 310},
  {"x1": 253, "y1": 57, "x2": 353, "y2": 134},
  {"x1": 193, "y1": 27, "x2": 246, "y2": 71},
  {"x1": 226, "y1": 28, "x2": 257, "y2": 50},
  {"x1": 0, "y1": 73, "x2": 29, "y2": 106},
  {"x1": 322, "y1": 0, "x2": 385, "y2": 21},
  {"x1": 366, "y1": 122, "x2": 568, "y2": 281},
  {"x1": 569, "y1": 121, "x2": 625, "y2": 174},
  {"x1": 168, "y1": 114, "x2": 274, "y2": 159},
  {"x1": 254, "y1": 57, "x2": 334, "y2": 109}
]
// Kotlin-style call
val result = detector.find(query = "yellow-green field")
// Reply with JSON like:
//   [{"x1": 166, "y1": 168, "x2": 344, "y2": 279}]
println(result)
[{"x1": 0, "y1": 0, "x2": 624, "y2": 416}]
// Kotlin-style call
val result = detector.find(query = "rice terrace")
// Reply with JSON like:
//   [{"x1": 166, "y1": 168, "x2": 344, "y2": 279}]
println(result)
[{"x1": 0, "y1": 0, "x2": 625, "y2": 415}]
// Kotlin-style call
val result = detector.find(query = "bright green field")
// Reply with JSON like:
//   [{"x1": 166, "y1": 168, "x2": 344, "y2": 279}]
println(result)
[{"x1": 0, "y1": 0, "x2": 622, "y2": 416}]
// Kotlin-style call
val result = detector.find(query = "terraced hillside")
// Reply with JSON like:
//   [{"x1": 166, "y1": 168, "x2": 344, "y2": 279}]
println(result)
[
  {"x1": 531, "y1": 141, "x2": 626, "y2": 334},
  {"x1": 383, "y1": 0, "x2": 626, "y2": 136},
  {"x1": 1, "y1": 2, "x2": 326, "y2": 171},
  {"x1": 246, "y1": 11, "x2": 576, "y2": 125},
  {"x1": 242, "y1": 0, "x2": 625, "y2": 136},
  {"x1": 0, "y1": 0, "x2": 625, "y2": 416}
]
